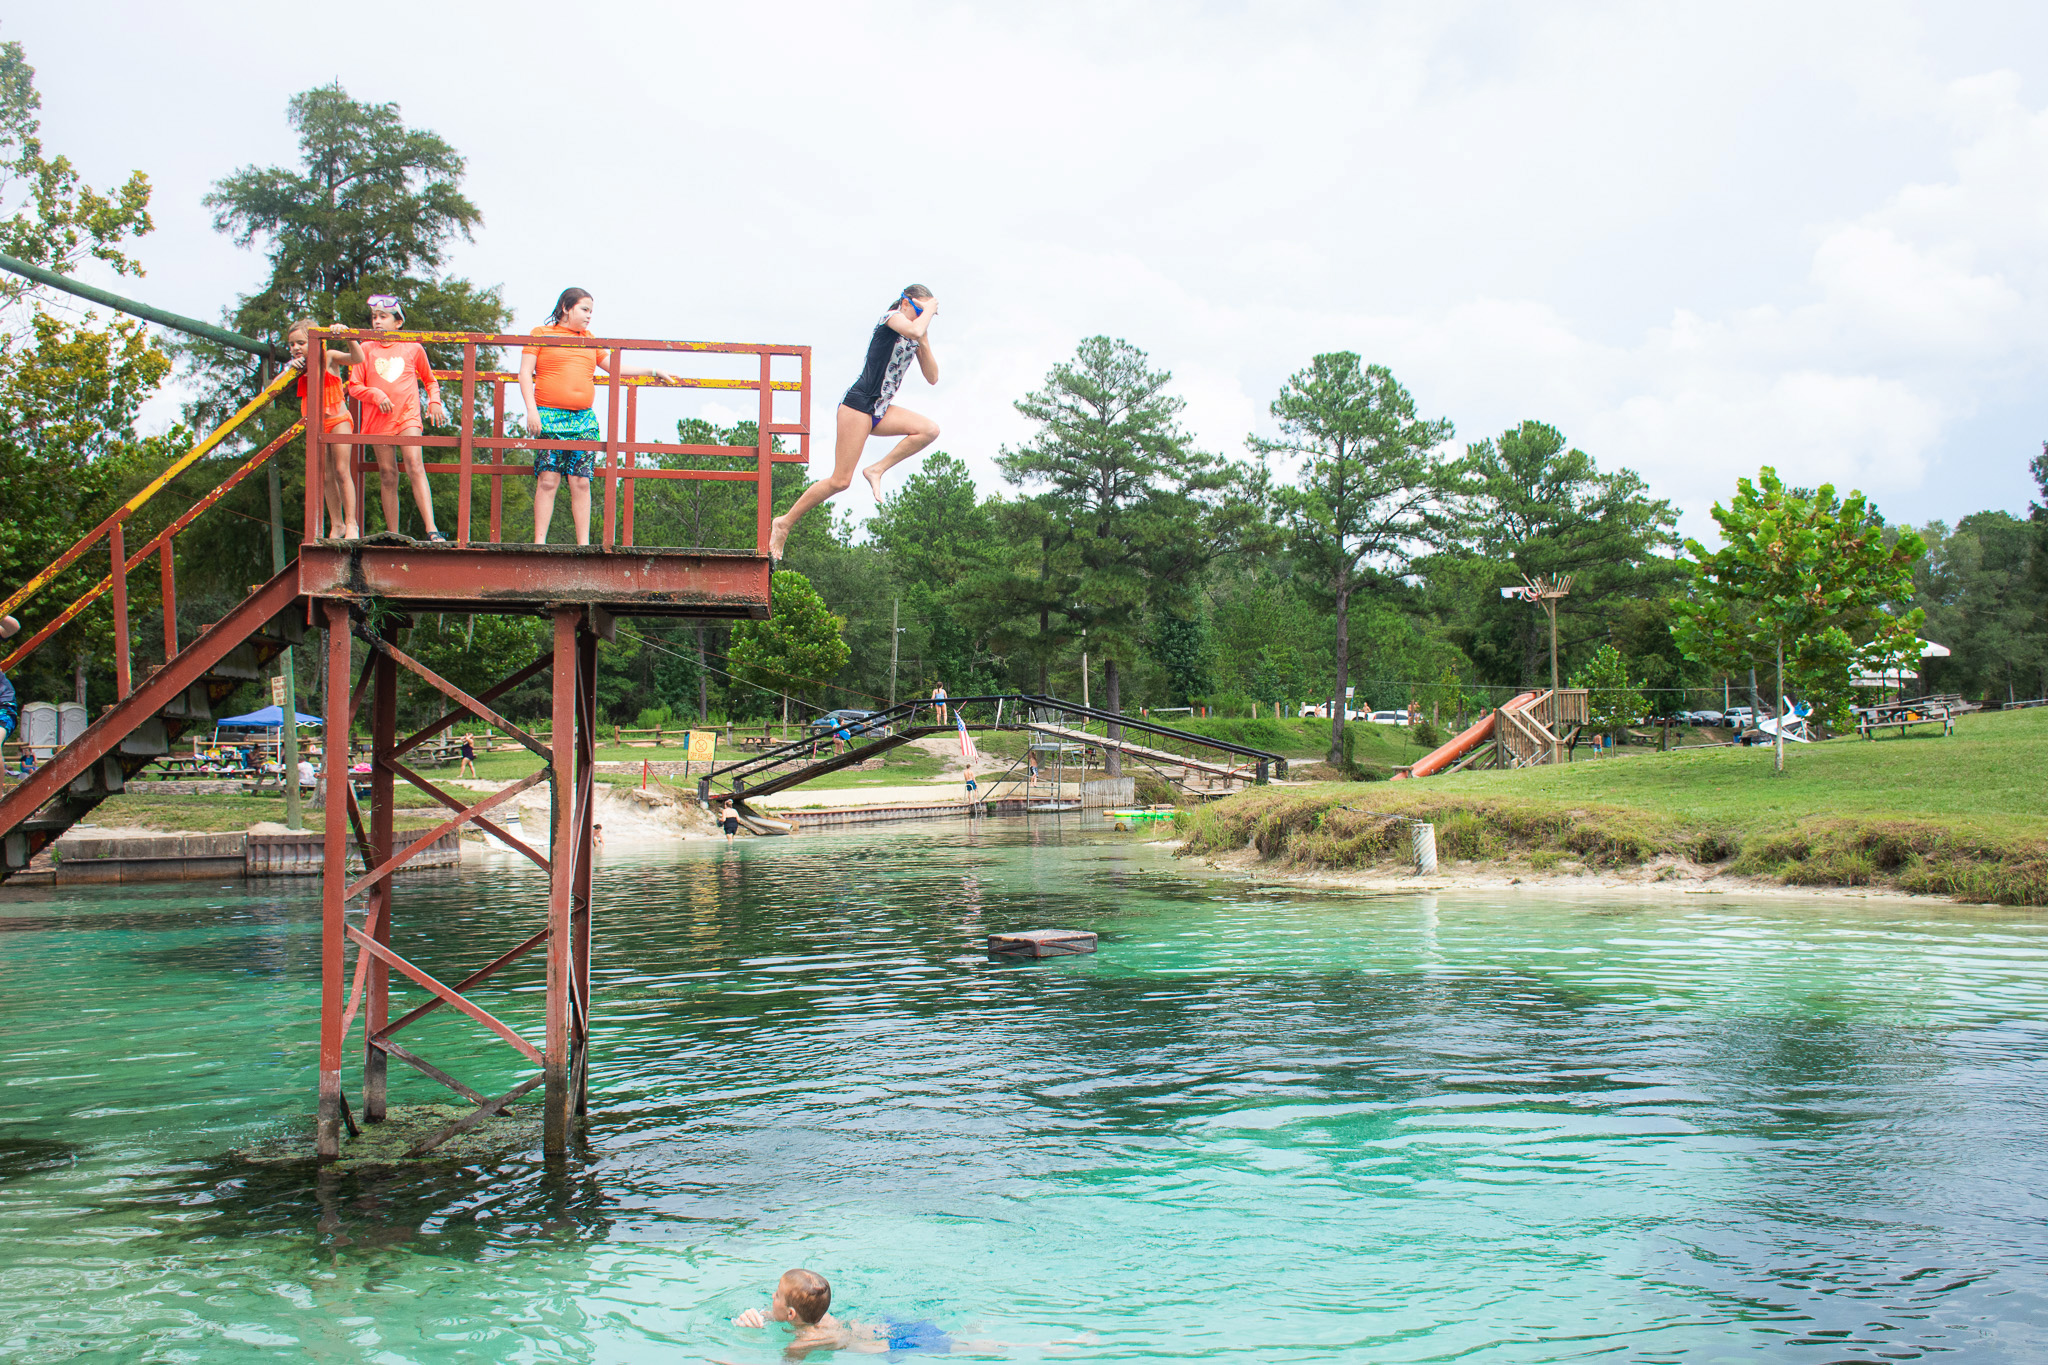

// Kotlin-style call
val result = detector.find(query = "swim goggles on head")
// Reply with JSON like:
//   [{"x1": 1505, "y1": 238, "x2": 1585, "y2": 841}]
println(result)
[
  {"x1": 901, "y1": 294, "x2": 923, "y2": 317},
  {"x1": 366, "y1": 293, "x2": 405, "y2": 318}
]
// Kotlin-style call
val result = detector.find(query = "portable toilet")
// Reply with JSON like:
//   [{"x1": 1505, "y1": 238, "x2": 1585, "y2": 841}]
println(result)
[
  {"x1": 58, "y1": 702, "x2": 87, "y2": 747},
  {"x1": 19, "y1": 700, "x2": 58, "y2": 761}
]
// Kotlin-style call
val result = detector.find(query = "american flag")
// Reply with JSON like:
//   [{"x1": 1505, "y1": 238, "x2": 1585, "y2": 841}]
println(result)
[{"x1": 956, "y1": 713, "x2": 979, "y2": 763}]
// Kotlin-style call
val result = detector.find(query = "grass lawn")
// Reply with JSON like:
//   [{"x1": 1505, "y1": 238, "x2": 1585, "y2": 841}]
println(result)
[
  {"x1": 83, "y1": 782, "x2": 498, "y2": 834},
  {"x1": 1182, "y1": 707, "x2": 2048, "y2": 905}
]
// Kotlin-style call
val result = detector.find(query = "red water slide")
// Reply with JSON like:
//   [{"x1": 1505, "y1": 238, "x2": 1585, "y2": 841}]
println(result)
[{"x1": 1392, "y1": 692, "x2": 1540, "y2": 780}]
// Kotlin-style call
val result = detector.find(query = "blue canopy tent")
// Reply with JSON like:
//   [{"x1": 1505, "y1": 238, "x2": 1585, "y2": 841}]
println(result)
[{"x1": 214, "y1": 706, "x2": 323, "y2": 729}]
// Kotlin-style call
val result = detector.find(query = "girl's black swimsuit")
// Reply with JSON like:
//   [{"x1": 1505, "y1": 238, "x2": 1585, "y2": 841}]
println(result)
[{"x1": 842, "y1": 313, "x2": 921, "y2": 421}]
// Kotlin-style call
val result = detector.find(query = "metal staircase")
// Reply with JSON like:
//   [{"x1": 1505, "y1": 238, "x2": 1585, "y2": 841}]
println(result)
[{"x1": 2, "y1": 570, "x2": 304, "y2": 877}]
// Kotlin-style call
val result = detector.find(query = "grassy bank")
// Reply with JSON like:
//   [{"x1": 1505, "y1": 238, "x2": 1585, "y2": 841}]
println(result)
[{"x1": 1178, "y1": 708, "x2": 2048, "y2": 906}]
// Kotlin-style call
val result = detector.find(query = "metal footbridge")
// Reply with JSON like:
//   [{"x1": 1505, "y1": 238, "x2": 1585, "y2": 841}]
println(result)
[{"x1": 703, "y1": 695, "x2": 1287, "y2": 811}]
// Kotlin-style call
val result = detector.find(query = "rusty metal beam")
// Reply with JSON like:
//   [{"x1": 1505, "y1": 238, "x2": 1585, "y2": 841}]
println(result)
[
  {"x1": 371, "y1": 1038, "x2": 495, "y2": 1108},
  {"x1": 0, "y1": 569, "x2": 303, "y2": 841},
  {"x1": 343, "y1": 771, "x2": 543, "y2": 901},
  {"x1": 545, "y1": 609, "x2": 579, "y2": 1151},
  {"x1": 298, "y1": 543, "x2": 771, "y2": 619},
  {"x1": 343, "y1": 924, "x2": 545, "y2": 1065},
  {"x1": 404, "y1": 1072, "x2": 545, "y2": 1158},
  {"x1": 317, "y1": 601, "x2": 352, "y2": 1160},
  {"x1": 388, "y1": 759, "x2": 549, "y2": 871},
  {"x1": 376, "y1": 925, "x2": 551, "y2": 1041},
  {"x1": 357, "y1": 631, "x2": 550, "y2": 762}
]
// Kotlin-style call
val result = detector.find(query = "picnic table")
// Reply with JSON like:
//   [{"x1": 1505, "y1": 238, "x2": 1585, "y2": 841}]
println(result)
[{"x1": 1856, "y1": 698, "x2": 1955, "y2": 739}]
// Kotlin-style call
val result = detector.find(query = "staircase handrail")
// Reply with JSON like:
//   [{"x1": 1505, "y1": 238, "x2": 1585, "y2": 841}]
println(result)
[{"x1": 0, "y1": 367, "x2": 298, "y2": 623}]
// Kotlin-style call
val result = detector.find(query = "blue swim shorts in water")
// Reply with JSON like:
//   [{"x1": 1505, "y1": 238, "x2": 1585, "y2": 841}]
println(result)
[{"x1": 881, "y1": 1317, "x2": 953, "y2": 1355}]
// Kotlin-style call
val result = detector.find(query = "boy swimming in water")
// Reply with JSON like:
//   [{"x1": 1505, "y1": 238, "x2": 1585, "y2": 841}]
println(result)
[{"x1": 733, "y1": 1269, "x2": 951, "y2": 1358}]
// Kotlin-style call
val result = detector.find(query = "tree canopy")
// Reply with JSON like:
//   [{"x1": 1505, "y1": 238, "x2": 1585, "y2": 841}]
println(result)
[
  {"x1": 1252, "y1": 352, "x2": 1453, "y2": 762},
  {"x1": 1673, "y1": 467, "x2": 1925, "y2": 768}
]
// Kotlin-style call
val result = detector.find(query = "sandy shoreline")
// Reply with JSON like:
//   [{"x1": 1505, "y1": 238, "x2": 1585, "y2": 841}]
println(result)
[{"x1": 1177, "y1": 843, "x2": 2017, "y2": 907}]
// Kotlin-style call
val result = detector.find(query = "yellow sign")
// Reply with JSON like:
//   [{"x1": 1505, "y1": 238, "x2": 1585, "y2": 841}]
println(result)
[
  {"x1": 685, "y1": 730, "x2": 715, "y2": 762},
  {"x1": 270, "y1": 675, "x2": 287, "y2": 706}
]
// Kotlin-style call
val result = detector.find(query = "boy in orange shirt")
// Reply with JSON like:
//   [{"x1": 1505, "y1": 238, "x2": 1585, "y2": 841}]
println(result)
[
  {"x1": 519, "y1": 287, "x2": 680, "y2": 545},
  {"x1": 355, "y1": 294, "x2": 450, "y2": 541}
]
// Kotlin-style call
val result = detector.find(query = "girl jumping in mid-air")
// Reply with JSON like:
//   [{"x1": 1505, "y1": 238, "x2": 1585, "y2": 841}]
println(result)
[
  {"x1": 520, "y1": 288, "x2": 682, "y2": 545},
  {"x1": 356, "y1": 294, "x2": 450, "y2": 540},
  {"x1": 768, "y1": 284, "x2": 940, "y2": 560},
  {"x1": 287, "y1": 319, "x2": 371, "y2": 540}
]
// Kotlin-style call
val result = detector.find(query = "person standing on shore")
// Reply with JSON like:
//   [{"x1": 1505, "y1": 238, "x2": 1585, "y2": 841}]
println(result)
[{"x1": 767, "y1": 286, "x2": 940, "y2": 559}]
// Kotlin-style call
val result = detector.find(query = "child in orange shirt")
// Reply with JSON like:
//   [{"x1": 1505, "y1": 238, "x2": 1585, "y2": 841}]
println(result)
[
  {"x1": 355, "y1": 294, "x2": 450, "y2": 541},
  {"x1": 287, "y1": 318, "x2": 371, "y2": 540},
  {"x1": 518, "y1": 287, "x2": 680, "y2": 545}
]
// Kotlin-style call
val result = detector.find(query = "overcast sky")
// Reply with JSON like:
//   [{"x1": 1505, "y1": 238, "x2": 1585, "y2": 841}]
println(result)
[{"x1": 12, "y1": 2, "x2": 2047, "y2": 542}]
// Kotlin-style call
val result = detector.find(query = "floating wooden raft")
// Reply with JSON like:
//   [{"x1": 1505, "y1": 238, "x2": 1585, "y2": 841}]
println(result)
[{"x1": 987, "y1": 928, "x2": 1098, "y2": 957}]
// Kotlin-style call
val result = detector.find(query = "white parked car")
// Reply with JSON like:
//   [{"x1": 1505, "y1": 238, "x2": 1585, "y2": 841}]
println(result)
[{"x1": 1367, "y1": 710, "x2": 1409, "y2": 726}]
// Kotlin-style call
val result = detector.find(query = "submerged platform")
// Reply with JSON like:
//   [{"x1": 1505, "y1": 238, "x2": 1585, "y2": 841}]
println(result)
[{"x1": 297, "y1": 540, "x2": 773, "y2": 619}]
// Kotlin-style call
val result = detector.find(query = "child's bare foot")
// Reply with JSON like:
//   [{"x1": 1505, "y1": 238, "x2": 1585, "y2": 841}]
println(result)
[
  {"x1": 861, "y1": 465, "x2": 885, "y2": 499},
  {"x1": 767, "y1": 518, "x2": 789, "y2": 561},
  {"x1": 340, "y1": 522, "x2": 361, "y2": 540}
]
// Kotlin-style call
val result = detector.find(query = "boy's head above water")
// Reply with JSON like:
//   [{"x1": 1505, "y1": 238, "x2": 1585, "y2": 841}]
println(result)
[{"x1": 772, "y1": 1269, "x2": 831, "y2": 1326}]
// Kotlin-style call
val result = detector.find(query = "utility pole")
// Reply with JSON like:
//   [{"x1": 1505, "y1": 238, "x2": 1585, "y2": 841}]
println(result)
[
  {"x1": 263, "y1": 357, "x2": 304, "y2": 831},
  {"x1": 1504, "y1": 574, "x2": 1573, "y2": 766},
  {"x1": 889, "y1": 598, "x2": 899, "y2": 705}
]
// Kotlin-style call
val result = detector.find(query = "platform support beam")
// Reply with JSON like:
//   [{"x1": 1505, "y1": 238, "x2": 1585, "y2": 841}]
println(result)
[
  {"x1": 573, "y1": 620, "x2": 597, "y2": 1117},
  {"x1": 316, "y1": 601, "x2": 353, "y2": 1159},
  {"x1": 544, "y1": 607, "x2": 581, "y2": 1152},
  {"x1": 364, "y1": 626, "x2": 397, "y2": 1122}
]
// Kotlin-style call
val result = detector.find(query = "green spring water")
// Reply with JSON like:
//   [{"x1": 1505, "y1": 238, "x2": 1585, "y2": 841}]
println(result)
[{"x1": 2, "y1": 822, "x2": 2043, "y2": 1361}]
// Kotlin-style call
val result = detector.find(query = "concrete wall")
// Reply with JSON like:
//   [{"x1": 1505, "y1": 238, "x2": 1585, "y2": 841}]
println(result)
[{"x1": 53, "y1": 828, "x2": 463, "y2": 884}]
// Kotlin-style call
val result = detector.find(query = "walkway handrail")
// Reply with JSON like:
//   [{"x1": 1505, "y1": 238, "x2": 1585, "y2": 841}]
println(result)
[
  {"x1": 704, "y1": 693, "x2": 1289, "y2": 792},
  {"x1": 1015, "y1": 694, "x2": 1287, "y2": 762},
  {"x1": 0, "y1": 367, "x2": 297, "y2": 622}
]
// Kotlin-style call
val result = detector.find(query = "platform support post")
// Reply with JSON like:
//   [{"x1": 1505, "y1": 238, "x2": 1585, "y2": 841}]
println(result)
[
  {"x1": 316, "y1": 601, "x2": 353, "y2": 1159},
  {"x1": 544, "y1": 607, "x2": 580, "y2": 1152},
  {"x1": 364, "y1": 627, "x2": 397, "y2": 1122},
  {"x1": 573, "y1": 620, "x2": 597, "y2": 1116}
]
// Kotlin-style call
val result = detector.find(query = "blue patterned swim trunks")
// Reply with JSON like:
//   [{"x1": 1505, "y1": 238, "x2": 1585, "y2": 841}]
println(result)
[{"x1": 532, "y1": 406, "x2": 599, "y2": 481}]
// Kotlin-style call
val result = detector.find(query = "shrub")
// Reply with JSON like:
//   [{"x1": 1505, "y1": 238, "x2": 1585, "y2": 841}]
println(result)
[
  {"x1": 636, "y1": 705, "x2": 675, "y2": 730},
  {"x1": 1131, "y1": 772, "x2": 1178, "y2": 806}
]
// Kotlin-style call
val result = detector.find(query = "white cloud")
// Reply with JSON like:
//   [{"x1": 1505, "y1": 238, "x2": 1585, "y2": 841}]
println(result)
[{"x1": 13, "y1": 0, "x2": 2048, "y2": 542}]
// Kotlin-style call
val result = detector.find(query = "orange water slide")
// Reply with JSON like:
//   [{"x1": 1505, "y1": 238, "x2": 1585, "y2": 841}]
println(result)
[{"x1": 1393, "y1": 692, "x2": 1540, "y2": 780}]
